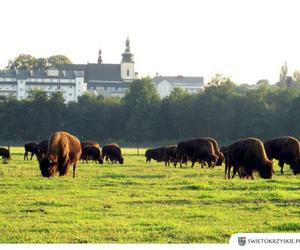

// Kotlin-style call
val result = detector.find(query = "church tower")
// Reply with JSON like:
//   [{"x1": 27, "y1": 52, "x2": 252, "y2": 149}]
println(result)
[
  {"x1": 121, "y1": 37, "x2": 135, "y2": 81},
  {"x1": 98, "y1": 49, "x2": 102, "y2": 64}
]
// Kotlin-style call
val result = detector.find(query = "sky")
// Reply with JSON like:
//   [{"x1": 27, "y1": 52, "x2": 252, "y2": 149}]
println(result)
[{"x1": 1, "y1": 0, "x2": 300, "y2": 84}]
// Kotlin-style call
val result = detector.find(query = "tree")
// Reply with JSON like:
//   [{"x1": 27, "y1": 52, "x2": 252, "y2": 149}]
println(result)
[
  {"x1": 47, "y1": 55, "x2": 72, "y2": 67},
  {"x1": 6, "y1": 54, "x2": 72, "y2": 70},
  {"x1": 293, "y1": 70, "x2": 300, "y2": 82},
  {"x1": 7, "y1": 54, "x2": 36, "y2": 70},
  {"x1": 122, "y1": 77, "x2": 161, "y2": 143}
]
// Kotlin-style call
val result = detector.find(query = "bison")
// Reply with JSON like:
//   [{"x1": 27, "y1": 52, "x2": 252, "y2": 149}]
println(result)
[
  {"x1": 102, "y1": 143, "x2": 124, "y2": 164},
  {"x1": 264, "y1": 136, "x2": 300, "y2": 175},
  {"x1": 203, "y1": 137, "x2": 224, "y2": 166},
  {"x1": 225, "y1": 138, "x2": 273, "y2": 179},
  {"x1": 36, "y1": 139, "x2": 49, "y2": 159},
  {"x1": 0, "y1": 144, "x2": 10, "y2": 162},
  {"x1": 81, "y1": 145, "x2": 103, "y2": 164},
  {"x1": 24, "y1": 142, "x2": 39, "y2": 160},
  {"x1": 174, "y1": 139, "x2": 218, "y2": 168},
  {"x1": 145, "y1": 147, "x2": 167, "y2": 163},
  {"x1": 38, "y1": 131, "x2": 82, "y2": 178},
  {"x1": 165, "y1": 145, "x2": 177, "y2": 166}
]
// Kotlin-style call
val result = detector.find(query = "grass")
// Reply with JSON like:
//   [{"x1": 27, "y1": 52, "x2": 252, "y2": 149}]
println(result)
[{"x1": 0, "y1": 147, "x2": 300, "y2": 243}]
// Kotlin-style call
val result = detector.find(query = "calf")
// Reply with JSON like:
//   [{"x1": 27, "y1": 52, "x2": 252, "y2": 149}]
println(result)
[{"x1": 24, "y1": 142, "x2": 39, "y2": 160}]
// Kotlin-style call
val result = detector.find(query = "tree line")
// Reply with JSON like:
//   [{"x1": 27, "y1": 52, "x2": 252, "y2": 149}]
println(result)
[{"x1": 1, "y1": 76, "x2": 300, "y2": 146}]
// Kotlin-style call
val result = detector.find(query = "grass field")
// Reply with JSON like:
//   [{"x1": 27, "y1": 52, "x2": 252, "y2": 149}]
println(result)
[{"x1": 1, "y1": 147, "x2": 300, "y2": 243}]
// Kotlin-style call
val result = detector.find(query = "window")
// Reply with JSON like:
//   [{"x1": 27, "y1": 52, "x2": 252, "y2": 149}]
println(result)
[
  {"x1": 58, "y1": 86, "x2": 61, "y2": 89},
  {"x1": 127, "y1": 69, "x2": 129, "y2": 76},
  {"x1": 104, "y1": 86, "x2": 107, "y2": 90},
  {"x1": 115, "y1": 87, "x2": 118, "y2": 90},
  {"x1": 93, "y1": 86, "x2": 96, "y2": 90}
]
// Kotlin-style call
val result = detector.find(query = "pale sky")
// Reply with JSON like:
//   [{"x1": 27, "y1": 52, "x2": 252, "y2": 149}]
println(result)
[{"x1": 1, "y1": 0, "x2": 300, "y2": 84}]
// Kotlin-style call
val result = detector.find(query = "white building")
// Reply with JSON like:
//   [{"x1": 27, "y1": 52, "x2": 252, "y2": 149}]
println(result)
[
  {"x1": 152, "y1": 75, "x2": 205, "y2": 98},
  {"x1": 0, "y1": 68, "x2": 86, "y2": 102},
  {"x1": 60, "y1": 37, "x2": 135, "y2": 98}
]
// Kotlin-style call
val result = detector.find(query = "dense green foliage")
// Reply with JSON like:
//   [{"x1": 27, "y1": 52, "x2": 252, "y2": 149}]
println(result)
[
  {"x1": 1, "y1": 147, "x2": 300, "y2": 243},
  {"x1": 7, "y1": 54, "x2": 72, "y2": 70},
  {"x1": 1, "y1": 77, "x2": 300, "y2": 145}
]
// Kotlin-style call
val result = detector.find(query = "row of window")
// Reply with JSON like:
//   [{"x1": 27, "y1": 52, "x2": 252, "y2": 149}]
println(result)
[{"x1": 0, "y1": 78, "x2": 74, "y2": 83}]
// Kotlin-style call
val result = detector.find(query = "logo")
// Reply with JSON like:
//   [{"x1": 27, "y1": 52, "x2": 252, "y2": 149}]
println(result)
[{"x1": 238, "y1": 237, "x2": 247, "y2": 246}]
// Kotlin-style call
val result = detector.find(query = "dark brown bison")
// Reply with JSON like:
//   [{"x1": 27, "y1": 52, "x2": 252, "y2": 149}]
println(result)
[
  {"x1": 201, "y1": 137, "x2": 223, "y2": 166},
  {"x1": 38, "y1": 131, "x2": 82, "y2": 178},
  {"x1": 81, "y1": 146, "x2": 103, "y2": 164},
  {"x1": 0, "y1": 145, "x2": 10, "y2": 162},
  {"x1": 165, "y1": 145, "x2": 177, "y2": 166},
  {"x1": 24, "y1": 142, "x2": 39, "y2": 160},
  {"x1": 264, "y1": 136, "x2": 300, "y2": 175},
  {"x1": 174, "y1": 139, "x2": 217, "y2": 168},
  {"x1": 36, "y1": 139, "x2": 49, "y2": 158},
  {"x1": 102, "y1": 143, "x2": 124, "y2": 164},
  {"x1": 145, "y1": 147, "x2": 167, "y2": 163},
  {"x1": 225, "y1": 138, "x2": 273, "y2": 179}
]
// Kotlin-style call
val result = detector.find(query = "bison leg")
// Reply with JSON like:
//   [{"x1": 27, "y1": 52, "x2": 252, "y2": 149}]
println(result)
[
  {"x1": 24, "y1": 151, "x2": 28, "y2": 160},
  {"x1": 279, "y1": 160, "x2": 284, "y2": 174},
  {"x1": 73, "y1": 163, "x2": 77, "y2": 178},
  {"x1": 30, "y1": 152, "x2": 34, "y2": 160}
]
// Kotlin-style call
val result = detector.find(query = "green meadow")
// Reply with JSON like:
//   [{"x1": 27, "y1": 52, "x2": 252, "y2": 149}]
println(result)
[{"x1": 1, "y1": 147, "x2": 300, "y2": 243}]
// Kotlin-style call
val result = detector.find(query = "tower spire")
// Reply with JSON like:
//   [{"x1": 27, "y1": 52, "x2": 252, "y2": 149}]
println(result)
[
  {"x1": 98, "y1": 49, "x2": 102, "y2": 64},
  {"x1": 122, "y1": 37, "x2": 134, "y2": 63}
]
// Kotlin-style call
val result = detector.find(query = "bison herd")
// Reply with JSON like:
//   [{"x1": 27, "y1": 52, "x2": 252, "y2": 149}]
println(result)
[
  {"x1": 145, "y1": 136, "x2": 300, "y2": 179},
  {"x1": 1, "y1": 131, "x2": 299, "y2": 180},
  {"x1": 22, "y1": 131, "x2": 123, "y2": 178}
]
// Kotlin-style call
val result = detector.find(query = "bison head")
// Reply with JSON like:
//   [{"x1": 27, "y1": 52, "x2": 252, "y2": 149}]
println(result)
[
  {"x1": 119, "y1": 157, "x2": 124, "y2": 164},
  {"x1": 291, "y1": 159, "x2": 300, "y2": 175},
  {"x1": 215, "y1": 152, "x2": 224, "y2": 166},
  {"x1": 259, "y1": 161, "x2": 273, "y2": 179},
  {"x1": 38, "y1": 157, "x2": 57, "y2": 177}
]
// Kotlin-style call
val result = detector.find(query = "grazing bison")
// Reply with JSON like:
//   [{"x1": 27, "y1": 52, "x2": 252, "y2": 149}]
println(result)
[
  {"x1": 165, "y1": 145, "x2": 177, "y2": 166},
  {"x1": 226, "y1": 138, "x2": 273, "y2": 179},
  {"x1": 174, "y1": 139, "x2": 217, "y2": 168},
  {"x1": 36, "y1": 139, "x2": 49, "y2": 158},
  {"x1": 38, "y1": 131, "x2": 82, "y2": 178},
  {"x1": 102, "y1": 143, "x2": 124, "y2": 164},
  {"x1": 264, "y1": 136, "x2": 300, "y2": 175},
  {"x1": 202, "y1": 137, "x2": 223, "y2": 166},
  {"x1": 145, "y1": 147, "x2": 167, "y2": 163},
  {"x1": 0, "y1": 145, "x2": 10, "y2": 162},
  {"x1": 24, "y1": 142, "x2": 39, "y2": 160},
  {"x1": 81, "y1": 146, "x2": 103, "y2": 164}
]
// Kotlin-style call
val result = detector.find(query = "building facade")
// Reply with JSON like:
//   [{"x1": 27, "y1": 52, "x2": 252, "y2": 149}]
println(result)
[
  {"x1": 60, "y1": 37, "x2": 135, "y2": 97},
  {"x1": 152, "y1": 75, "x2": 205, "y2": 98},
  {"x1": 0, "y1": 68, "x2": 86, "y2": 102}
]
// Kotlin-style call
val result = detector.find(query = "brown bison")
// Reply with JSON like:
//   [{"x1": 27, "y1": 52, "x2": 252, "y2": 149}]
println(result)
[
  {"x1": 102, "y1": 143, "x2": 124, "y2": 164},
  {"x1": 202, "y1": 137, "x2": 223, "y2": 166},
  {"x1": 0, "y1": 144, "x2": 10, "y2": 162},
  {"x1": 174, "y1": 139, "x2": 217, "y2": 168},
  {"x1": 225, "y1": 138, "x2": 273, "y2": 179},
  {"x1": 145, "y1": 147, "x2": 167, "y2": 163},
  {"x1": 38, "y1": 131, "x2": 82, "y2": 178},
  {"x1": 24, "y1": 142, "x2": 39, "y2": 160},
  {"x1": 81, "y1": 146, "x2": 103, "y2": 164},
  {"x1": 264, "y1": 136, "x2": 300, "y2": 175}
]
